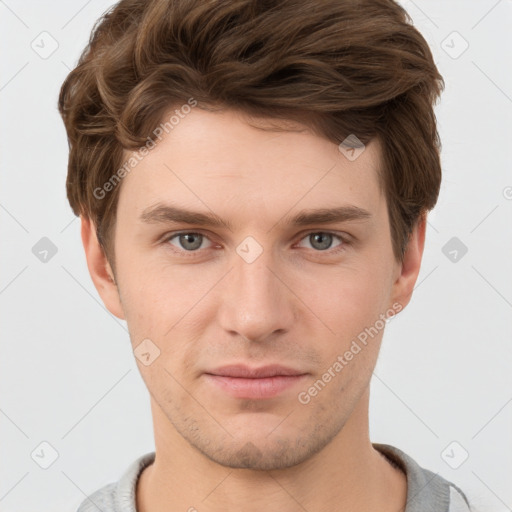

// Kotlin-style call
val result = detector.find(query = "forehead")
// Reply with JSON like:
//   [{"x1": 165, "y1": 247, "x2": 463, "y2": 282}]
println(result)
[{"x1": 116, "y1": 108, "x2": 384, "y2": 224}]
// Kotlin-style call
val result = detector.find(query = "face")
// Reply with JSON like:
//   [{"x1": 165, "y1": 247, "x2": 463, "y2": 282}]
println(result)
[{"x1": 85, "y1": 107, "x2": 421, "y2": 471}]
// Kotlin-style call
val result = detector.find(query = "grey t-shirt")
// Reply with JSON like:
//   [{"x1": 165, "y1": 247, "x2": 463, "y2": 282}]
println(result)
[{"x1": 77, "y1": 443, "x2": 472, "y2": 512}]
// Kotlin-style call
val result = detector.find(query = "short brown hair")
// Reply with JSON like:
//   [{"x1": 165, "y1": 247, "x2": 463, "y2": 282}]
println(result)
[{"x1": 58, "y1": 0, "x2": 444, "y2": 270}]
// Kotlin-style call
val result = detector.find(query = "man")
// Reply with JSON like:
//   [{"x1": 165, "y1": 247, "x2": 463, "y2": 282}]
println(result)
[{"x1": 59, "y1": 0, "x2": 473, "y2": 510}]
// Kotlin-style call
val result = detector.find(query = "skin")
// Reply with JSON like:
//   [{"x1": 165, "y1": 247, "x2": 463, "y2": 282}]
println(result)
[{"x1": 82, "y1": 107, "x2": 426, "y2": 512}]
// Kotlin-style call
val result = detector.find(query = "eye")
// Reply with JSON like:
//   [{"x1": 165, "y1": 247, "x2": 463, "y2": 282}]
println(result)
[
  {"x1": 161, "y1": 230, "x2": 350, "y2": 257},
  {"x1": 164, "y1": 232, "x2": 213, "y2": 252},
  {"x1": 296, "y1": 231, "x2": 347, "y2": 253}
]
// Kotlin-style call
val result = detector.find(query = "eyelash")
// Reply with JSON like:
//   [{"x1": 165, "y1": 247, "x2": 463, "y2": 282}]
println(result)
[{"x1": 161, "y1": 230, "x2": 351, "y2": 258}]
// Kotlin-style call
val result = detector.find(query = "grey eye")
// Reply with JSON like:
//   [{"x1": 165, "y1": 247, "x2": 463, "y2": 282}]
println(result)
[
  {"x1": 170, "y1": 233, "x2": 206, "y2": 251},
  {"x1": 305, "y1": 232, "x2": 338, "y2": 251},
  {"x1": 309, "y1": 233, "x2": 332, "y2": 250}
]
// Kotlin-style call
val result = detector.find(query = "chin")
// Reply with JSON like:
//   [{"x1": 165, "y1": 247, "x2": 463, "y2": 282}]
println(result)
[{"x1": 199, "y1": 439, "x2": 311, "y2": 470}]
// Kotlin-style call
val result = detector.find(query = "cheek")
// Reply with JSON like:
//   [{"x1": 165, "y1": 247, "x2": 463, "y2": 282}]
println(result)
[
  {"x1": 117, "y1": 262, "x2": 210, "y2": 373},
  {"x1": 115, "y1": 257, "x2": 171, "y2": 341},
  {"x1": 310, "y1": 263, "x2": 390, "y2": 339}
]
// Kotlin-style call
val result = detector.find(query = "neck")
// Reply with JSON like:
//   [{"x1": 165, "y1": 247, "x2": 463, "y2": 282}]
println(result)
[{"x1": 137, "y1": 388, "x2": 406, "y2": 512}]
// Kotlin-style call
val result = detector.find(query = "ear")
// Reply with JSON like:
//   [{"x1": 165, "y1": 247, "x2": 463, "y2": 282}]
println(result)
[
  {"x1": 389, "y1": 213, "x2": 427, "y2": 312},
  {"x1": 80, "y1": 216, "x2": 125, "y2": 320}
]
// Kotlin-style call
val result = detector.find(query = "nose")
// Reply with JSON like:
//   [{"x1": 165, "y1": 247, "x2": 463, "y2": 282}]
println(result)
[{"x1": 216, "y1": 244, "x2": 297, "y2": 343}]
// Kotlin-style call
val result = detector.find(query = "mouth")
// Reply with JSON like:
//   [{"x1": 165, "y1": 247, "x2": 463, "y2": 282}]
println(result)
[{"x1": 203, "y1": 364, "x2": 309, "y2": 399}]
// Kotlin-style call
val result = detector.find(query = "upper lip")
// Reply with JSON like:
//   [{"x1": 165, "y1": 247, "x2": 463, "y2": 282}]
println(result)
[{"x1": 206, "y1": 364, "x2": 307, "y2": 378}]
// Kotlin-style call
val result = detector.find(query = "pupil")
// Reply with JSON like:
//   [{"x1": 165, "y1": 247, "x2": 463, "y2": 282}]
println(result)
[
  {"x1": 313, "y1": 233, "x2": 331, "y2": 250},
  {"x1": 181, "y1": 233, "x2": 201, "y2": 250}
]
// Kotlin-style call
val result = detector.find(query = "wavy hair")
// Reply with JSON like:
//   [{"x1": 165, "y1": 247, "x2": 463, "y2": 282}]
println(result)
[{"x1": 58, "y1": 0, "x2": 444, "y2": 268}]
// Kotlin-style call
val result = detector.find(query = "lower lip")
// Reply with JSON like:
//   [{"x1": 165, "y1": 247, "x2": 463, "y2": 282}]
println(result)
[{"x1": 203, "y1": 374, "x2": 308, "y2": 399}]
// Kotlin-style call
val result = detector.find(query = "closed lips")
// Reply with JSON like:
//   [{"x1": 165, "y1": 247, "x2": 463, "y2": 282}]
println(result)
[{"x1": 206, "y1": 364, "x2": 307, "y2": 378}]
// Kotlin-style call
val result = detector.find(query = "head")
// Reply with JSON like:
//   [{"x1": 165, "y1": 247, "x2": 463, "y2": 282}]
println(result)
[{"x1": 59, "y1": 0, "x2": 443, "y2": 470}]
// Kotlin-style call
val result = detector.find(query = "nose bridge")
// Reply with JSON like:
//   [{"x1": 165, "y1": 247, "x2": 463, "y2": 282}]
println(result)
[
  {"x1": 235, "y1": 244, "x2": 278, "y2": 301},
  {"x1": 218, "y1": 238, "x2": 293, "y2": 342}
]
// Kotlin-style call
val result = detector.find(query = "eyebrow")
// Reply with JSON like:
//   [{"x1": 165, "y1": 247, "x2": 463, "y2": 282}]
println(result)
[{"x1": 139, "y1": 203, "x2": 372, "y2": 230}]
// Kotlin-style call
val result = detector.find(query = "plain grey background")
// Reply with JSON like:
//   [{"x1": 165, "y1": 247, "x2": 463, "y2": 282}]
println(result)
[{"x1": 1, "y1": 1, "x2": 511, "y2": 511}]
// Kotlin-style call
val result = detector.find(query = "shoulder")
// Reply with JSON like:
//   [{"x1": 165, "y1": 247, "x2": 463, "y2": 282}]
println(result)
[
  {"x1": 76, "y1": 452, "x2": 156, "y2": 512},
  {"x1": 373, "y1": 443, "x2": 472, "y2": 512},
  {"x1": 77, "y1": 482, "x2": 117, "y2": 512}
]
